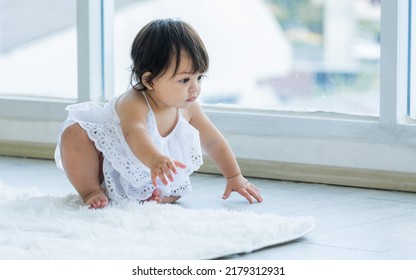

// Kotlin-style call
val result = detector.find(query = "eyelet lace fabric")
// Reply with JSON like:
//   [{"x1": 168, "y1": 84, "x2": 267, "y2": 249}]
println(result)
[{"x1": 54, "y1": 98, "x2": 203, "y2": 201}]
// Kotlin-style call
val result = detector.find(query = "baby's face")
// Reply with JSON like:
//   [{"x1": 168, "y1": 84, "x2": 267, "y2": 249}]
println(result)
[{"x1": 150, "y1": 52, "x2": 205, "y2": 109}]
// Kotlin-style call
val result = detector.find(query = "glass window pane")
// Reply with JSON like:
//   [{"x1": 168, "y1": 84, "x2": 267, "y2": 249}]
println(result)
[
  {"x1": 0, "y1": 0, "x2": 77, "y2": 99},
  {"x1": 410, "y1": 0, "x2": 416, "y2": 119},
  {"x1": 113, "y1": 0, "x2": 380, "y2": 116}
]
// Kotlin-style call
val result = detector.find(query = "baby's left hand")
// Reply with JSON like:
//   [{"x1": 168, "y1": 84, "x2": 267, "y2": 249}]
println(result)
[{"x1": 222, "y1": 174, "x2": 263, "y2": 203}]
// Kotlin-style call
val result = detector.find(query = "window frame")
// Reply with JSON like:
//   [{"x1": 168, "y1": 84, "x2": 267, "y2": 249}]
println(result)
[{"x1": 0, "y1": 0, "x2": 414, "y2": 191}]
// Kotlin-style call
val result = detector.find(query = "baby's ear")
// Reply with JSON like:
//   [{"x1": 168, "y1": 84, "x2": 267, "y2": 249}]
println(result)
[{"x1": 141, "y1": 72, "x2": 153, "y2": 90}]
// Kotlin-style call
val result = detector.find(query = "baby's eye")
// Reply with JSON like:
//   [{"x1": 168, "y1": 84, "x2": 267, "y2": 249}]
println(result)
[
  {"x1": 197, "y1": 75, "x2": 205, "y2": 81},
  {"x1": 180, "y1": 78, "x2": 190, "y2": 84}
]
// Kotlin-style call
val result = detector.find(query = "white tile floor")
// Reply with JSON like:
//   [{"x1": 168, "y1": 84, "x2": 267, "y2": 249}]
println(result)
[{"x1": 1, "y1": 155, "x2": 415, "y2": 260}]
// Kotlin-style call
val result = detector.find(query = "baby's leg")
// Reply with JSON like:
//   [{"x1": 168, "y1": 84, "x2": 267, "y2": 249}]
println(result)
[
  {"x1": 60, "y1": 123, "x2": 108, "y2": 209},
  {"x1": 161, "y1": 196, "x2": 181, "y2": 204}
]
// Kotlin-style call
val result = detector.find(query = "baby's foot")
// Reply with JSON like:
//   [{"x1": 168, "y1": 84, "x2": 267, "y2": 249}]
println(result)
[
  {"x1": 146, "y1": 188, "x2": 162, "y2": 203},
  {"x1": 83, "y1": 189, "x2": 108, "y2": 209},
  {"x1": 143, "y1": 189, "x2": 180, "y2": 204}
]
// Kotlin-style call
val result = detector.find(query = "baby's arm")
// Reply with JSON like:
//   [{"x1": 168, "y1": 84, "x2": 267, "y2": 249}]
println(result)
[
  {"x1": 189, "y1": 103, "x2": 263, "y2": 203},
  {"x1": 116, "y1": 92, "x2": 185, "y2": 187}
]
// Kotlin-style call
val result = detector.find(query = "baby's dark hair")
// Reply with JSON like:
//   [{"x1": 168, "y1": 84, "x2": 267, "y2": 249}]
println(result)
[{"x1": 130, "y1": 18, "x2": 209, "y2": 91}]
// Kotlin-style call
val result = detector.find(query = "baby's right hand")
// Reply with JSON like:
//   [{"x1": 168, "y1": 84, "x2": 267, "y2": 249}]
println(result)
[{"x1": 150, "y1": 155, "x2": 187, "y2": 187}]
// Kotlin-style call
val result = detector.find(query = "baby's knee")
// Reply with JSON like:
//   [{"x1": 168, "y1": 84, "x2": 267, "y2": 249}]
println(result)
[{"x1": 61, "y1": 124, "x2": 90, "y2": 149}]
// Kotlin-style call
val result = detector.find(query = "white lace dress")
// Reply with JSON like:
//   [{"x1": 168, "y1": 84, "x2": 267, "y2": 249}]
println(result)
[{"x1": 54, "y1": 95, "x2": 203, "y2": 201}]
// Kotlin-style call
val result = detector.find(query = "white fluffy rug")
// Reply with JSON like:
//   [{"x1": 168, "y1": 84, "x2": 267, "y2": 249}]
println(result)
[{"x1": 0, "y1": 183, "x2": 315, "y2": 260}]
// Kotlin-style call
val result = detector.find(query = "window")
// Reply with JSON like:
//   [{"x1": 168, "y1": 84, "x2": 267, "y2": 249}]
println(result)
[
  {"x1": 114, "y1": 0, "x2": 380, "y2": 116},
  {"x1": 409, "y1": 0, "x2": 416, "y2": 118},
  {"x1": 0, "y1": 0, "x2": 77, "y2": 99},
  {"x1": 0, "y1": 0, "x2": 414, "y2": 191}
]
